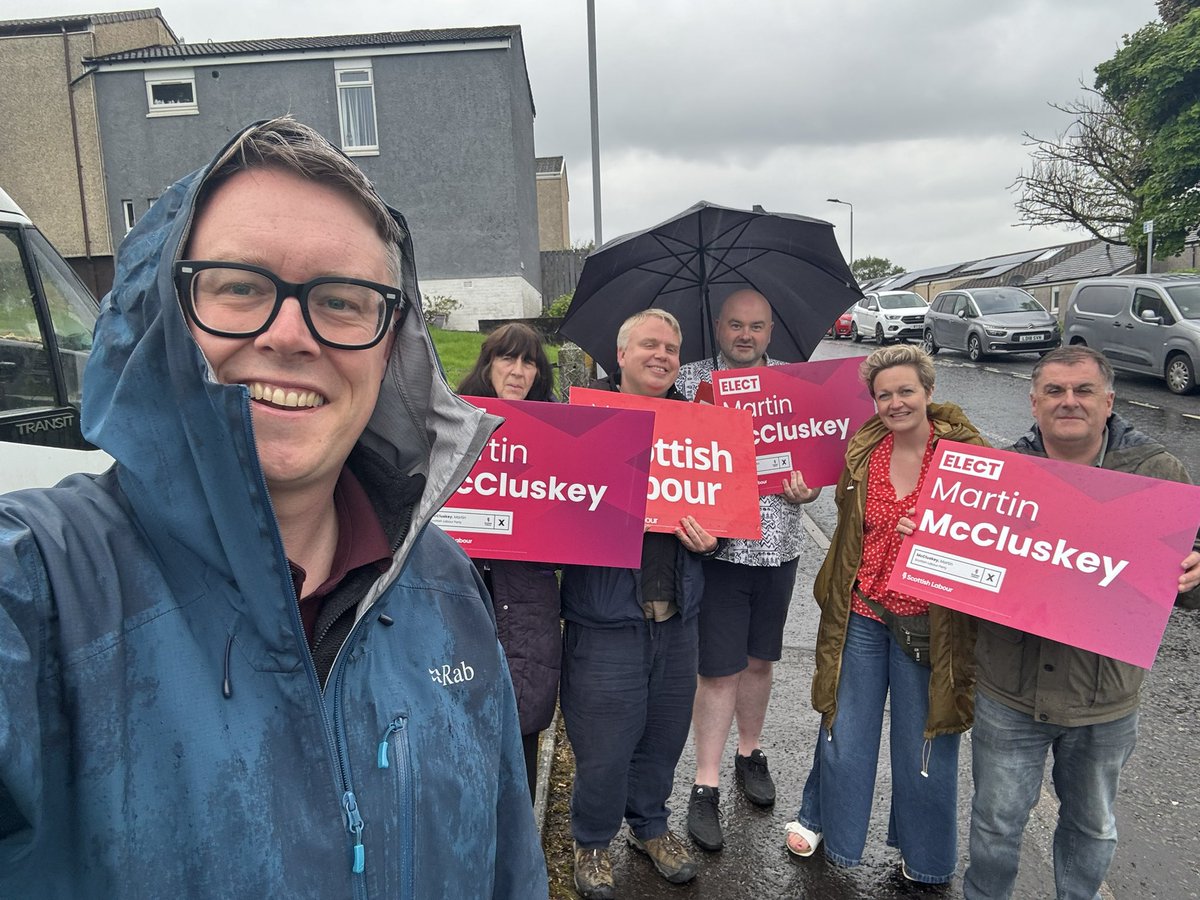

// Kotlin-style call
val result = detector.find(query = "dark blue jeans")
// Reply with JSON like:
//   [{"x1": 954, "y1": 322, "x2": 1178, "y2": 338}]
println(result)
[
  {"x1": 963, "y1": 691, "x2": 1138, "y2": 900},
  {"x1": 796, "y1": 613, "x2": 961, "y2": 883},
  {"x1": 560, "y1": 615, "x2": 698, "y2": 847}
]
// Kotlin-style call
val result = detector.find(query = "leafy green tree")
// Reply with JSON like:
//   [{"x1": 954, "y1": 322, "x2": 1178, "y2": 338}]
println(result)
[
  {"x1": 1158, "y1": 0, "x2": 1200, "y2": 26},
  {"x1": 1096, "y1": 9, "x2": 1200, "y2": 258},
  {"x1": 852, "y1": 256, "x2": 904, "y2": 282}
]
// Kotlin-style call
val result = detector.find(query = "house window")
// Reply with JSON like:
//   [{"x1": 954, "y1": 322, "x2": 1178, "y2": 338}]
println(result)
[
  {"x1": 335, "y1": 59, "x2": 378, "y2": 155},
  {"x1": 1051, "y1": 286, "x2": 1061, "y2": 313},
  {"x1": 122, "y1": 200, "x2": 136, "y2": 234},
  {"x1": 145, "y1": 68, "x2": 198, "y2": 117}
]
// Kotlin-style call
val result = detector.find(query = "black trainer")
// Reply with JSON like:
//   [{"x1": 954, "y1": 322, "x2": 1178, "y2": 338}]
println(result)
[
  {"x1": 687, "y1": 784, "x2": 723, "y2": 851},
  {"x1": 735, "y1": 748, "x2": 776, "y2": 807}
]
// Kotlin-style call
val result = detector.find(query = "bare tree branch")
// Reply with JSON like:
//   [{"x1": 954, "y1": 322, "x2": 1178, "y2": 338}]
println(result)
[{"x1": 1011, "y1": 86, "x2": 1148, "y2": 245}]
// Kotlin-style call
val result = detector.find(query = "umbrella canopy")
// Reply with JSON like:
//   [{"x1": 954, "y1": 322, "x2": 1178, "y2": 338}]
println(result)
[{"x1": 559, "y1": 201, "x2": 863, "y2": 373}]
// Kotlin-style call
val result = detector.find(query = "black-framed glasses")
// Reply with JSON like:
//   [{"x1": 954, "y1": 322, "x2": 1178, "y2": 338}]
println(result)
[{"x1": 174, "y1": 260, "x2": 406, "y2": 350}]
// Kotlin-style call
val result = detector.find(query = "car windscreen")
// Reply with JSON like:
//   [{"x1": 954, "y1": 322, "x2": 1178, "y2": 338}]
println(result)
[
  {"x1": 1165, "y1": 284, "x2": 1200, "y2": 320},
  {"x1": 878, "y1": 293, "x2": 926, "y2": 310},
  {"x1": 973, "y1": 289, "x2": 1045, "y2": 314}
]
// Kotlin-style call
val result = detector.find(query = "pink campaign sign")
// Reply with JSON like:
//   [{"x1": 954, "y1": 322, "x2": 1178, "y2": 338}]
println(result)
[
  {"x1": 711, "y1": 358, "x2": 875, "y2": 494},
  {"x1": 570, "y1": 387, "x2": 762, "y2": 540},
  {"x1": 886, "y1": 441, "x2": 1200, "y2": 668},
  {"x1": 432, "y1": 398, "x2": 653, "y2": 568}
]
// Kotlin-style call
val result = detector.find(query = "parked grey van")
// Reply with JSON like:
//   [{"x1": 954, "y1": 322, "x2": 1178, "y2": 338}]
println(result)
[{"x1": 1063, "y1": 274, "x2": 1200, "y2": 394}]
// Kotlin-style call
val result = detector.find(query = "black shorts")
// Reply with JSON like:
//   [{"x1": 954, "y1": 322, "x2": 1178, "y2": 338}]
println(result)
[{"x1": 697, "y1": 557, "x2": 800, "y2": 677}]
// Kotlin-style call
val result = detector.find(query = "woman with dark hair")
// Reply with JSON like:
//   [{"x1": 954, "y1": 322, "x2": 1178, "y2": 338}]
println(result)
[
  {"x1": 458, "y1": 322, "x2": 556, "y2": 402},
  {"x1": 458, "y1": 323, "x2": 561, "y2": 801}
]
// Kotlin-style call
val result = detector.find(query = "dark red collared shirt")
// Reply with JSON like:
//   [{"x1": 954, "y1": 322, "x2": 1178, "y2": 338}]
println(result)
[{"x1": 289, "y1": 467, "x2": 393, "y2": 649}]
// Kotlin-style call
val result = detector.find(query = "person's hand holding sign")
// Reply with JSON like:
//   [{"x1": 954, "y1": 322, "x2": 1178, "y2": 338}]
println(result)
[
  {"x1": 781, "y1": 471, "x2": 821, "y2": 505},
  {"x1": 675, "y1": 515, "x2": 719, "y2": 555},
  {"x1": 896, "y1": 512, "x2": 917, "y2": 536},
  {"x1": 1180, "y1": 550, "x2": 1200, "y2": 597}
]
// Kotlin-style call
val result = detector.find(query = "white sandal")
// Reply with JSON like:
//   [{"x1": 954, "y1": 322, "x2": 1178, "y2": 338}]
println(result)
[{"x1": 784, "y1": 821, "x2": 822, "y2": 858}]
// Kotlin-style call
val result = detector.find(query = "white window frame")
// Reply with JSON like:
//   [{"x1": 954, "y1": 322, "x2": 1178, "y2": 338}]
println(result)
[
  {"x1": 145, "y1": 68, "x2": 198, "y2": 117},
  {"x1": 122, "y1": 200, "x2": 136, "y2": 234},
  {"x1": 334, "y1": 59, "x2": 379, "y2": 156}
]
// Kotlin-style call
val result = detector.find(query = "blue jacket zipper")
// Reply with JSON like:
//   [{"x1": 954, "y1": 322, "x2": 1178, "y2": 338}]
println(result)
[{"x1": 377, "y1": 715, "x2": 415, "y2": 899}]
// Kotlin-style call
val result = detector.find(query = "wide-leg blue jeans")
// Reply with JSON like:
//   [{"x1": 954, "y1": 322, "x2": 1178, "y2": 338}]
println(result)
[
  {"x1": 796, "y1": 612, "x2": 961, "y2": 883},
  {"x1": 963, "y1": 691, "x2": 1138, "y2": 900},
  {"x1": 560, "y1": 615, "x2": 698, "y2": 847}
]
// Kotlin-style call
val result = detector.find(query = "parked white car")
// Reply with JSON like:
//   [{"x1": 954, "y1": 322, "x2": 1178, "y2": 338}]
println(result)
[
  {"x1": 850, "y1": 290, "x2": 929, "y2": 344},
  {"x1": 0, "y1": 187, "x2": 112, "y2": 492}
]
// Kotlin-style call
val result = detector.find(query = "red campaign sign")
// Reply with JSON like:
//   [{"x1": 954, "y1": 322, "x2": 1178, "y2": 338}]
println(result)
[
  {"x1": 432, "y1": 398, "x2": 653, "y2": 567},
  {"x1": 569, "y1": 387, "x2": 762, "y2": 540},
  {"x1": 885, "y1": 441, "x2": 1200, "y2": 668},
  {"x1": 710, "y1": 358, "x2": 876, "y2": 494}
]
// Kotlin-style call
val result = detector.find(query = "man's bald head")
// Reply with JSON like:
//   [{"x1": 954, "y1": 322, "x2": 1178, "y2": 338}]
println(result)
[{"x1": 716, "y1": 289, "x2": 773, "y2": 367}]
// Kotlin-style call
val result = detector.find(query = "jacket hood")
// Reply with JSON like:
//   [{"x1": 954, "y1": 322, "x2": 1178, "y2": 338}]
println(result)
[{"x1": 80, "y1": 123, "x2": 497, "y2": 646}]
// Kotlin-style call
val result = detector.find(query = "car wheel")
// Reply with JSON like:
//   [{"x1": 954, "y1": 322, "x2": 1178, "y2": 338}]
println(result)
[
  {"x1": 922, "y1": 329, "x2": 939, "y2": 355},
  {"x1": 967, "y1": 334, "x2": 983, "y2": 362},
  {"x1": 851, "y1": 322, "x2": 862, "y2": 343},
  {"x1": 1165, "y1": 352, "x2": 1196, "y2": 394},
  {"x1": 875, "y1": 324, "x2": 887, "y2": 345},
  {"x1": 1069, "y1": 337, "x2": 1087, "y2": 347}
]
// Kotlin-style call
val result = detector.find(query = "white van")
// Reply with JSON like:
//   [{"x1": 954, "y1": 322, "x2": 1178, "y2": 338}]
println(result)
[
  {"x1": 1063, "y1": 274, "x2": 1200, "y2": 395},
  {"x1": 0, "y1": 188, "x2": 112, "y2": 492}
]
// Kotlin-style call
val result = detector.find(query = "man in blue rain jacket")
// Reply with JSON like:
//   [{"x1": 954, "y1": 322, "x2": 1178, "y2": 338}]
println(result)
[{"x1": 0, "y1": 118, "x2": 548, "y2": 898}]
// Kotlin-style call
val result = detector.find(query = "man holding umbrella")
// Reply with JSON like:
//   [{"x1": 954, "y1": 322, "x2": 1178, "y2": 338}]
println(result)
[
  {"x1": 560, "y1": 309, "x2": 721, "y2": 900},
  {"x1": 675, "y1": 289, "x2": 821, "y2": 852}
]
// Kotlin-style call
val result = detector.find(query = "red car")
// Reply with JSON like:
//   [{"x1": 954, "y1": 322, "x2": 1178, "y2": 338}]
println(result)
[{"x1": 827, "y1": 306, "x2": 854, "y2": 339}]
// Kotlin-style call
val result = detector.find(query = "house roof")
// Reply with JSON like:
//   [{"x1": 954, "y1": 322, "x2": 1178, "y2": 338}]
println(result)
[
  {"x1": 1021, "y1": 241, "x2": 1135, "y2": 285},
  {"x1": 84, "y1": 24, "x2": 521, "y2": 63},
  {"x1": 0, "y1": 7, "x2": 174, "y2": 39},
  {"x1": 536, "y1": 156, "x2": 564, "y2": 176},
  {"x1": 956, "y1": 239, "x2": 1096, "y2": 289}
]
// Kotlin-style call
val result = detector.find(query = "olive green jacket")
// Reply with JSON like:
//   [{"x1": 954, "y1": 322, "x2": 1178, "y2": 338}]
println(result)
[{"x1": 811, "y1": 401, "x2": 987, "y2": 740}]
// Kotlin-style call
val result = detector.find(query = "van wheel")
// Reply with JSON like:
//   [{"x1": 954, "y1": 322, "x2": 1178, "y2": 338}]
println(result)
[
  {"x1": 1069, "y1": 338, "x2": 1087, "y2": 347},
  {"x1": 850, "y1": 322, "x2": 862, "y2": 343},
  {"x1": 922, "y1": 329, "x2": 939, "y2": 355},
  {"x1": 1165, "y1": 352, "x2": 1196, "y2": 394},
  {"x1": 967, "y1": 334, "x2": 983, "y2": 362}
]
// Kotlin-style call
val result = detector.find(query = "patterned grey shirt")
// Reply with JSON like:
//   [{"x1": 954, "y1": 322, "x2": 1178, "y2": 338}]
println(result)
[{"x1": 676, "y1": 355, "x2": 806, "y2": 567}]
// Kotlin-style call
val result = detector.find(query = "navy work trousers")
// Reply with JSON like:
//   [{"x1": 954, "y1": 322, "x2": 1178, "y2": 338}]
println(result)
[{"x1": 561, "y1": 615, "x2": 698, "y2": 847}]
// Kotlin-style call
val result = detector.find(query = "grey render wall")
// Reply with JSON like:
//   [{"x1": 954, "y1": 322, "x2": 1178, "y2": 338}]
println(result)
[{"x1": 93, "y1": 43, "x2": 538, "y2": 289}]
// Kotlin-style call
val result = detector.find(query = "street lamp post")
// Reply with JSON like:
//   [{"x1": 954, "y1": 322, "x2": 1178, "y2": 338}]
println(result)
[{"x1": 826, "y1": 198, "x2": 853, "y2": 271}]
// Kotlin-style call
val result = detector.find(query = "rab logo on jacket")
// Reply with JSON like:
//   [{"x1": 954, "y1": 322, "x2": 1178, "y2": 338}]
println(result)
[{"x1": 430, "y1": 660, "x2": 475, "y2": 685}]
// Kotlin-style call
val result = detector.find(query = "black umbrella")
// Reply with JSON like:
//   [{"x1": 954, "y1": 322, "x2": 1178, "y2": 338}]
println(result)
[{"x1": 559, "y1": 201, "x2": 863, "y2": 373}]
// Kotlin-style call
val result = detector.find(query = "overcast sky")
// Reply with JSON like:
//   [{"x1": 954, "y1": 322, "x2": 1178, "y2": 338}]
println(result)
[{"x1": 13, "y1": 0, "x2": 1161, "y2": 270}]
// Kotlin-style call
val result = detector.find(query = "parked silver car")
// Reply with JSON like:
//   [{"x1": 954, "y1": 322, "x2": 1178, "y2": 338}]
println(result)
[
  {"x1": 850, "y1": 290, "x2": 928, "y2": 344},
  {"x1": 923, "y1": 286, "x2": 1060, "y2": 361},
  {"x1": 1064, "y1": 274, "x2": 1200, "y2": 394}
]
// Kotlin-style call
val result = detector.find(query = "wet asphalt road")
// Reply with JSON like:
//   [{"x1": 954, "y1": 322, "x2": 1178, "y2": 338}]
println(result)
[{"x1": 579, "y1": 338, "x2": 1200, "y2": 899}]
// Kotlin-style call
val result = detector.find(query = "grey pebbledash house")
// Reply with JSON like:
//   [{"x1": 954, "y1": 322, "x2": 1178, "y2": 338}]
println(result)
[{"x1": 84, "y1": 25, "x2": 541, "y2": 328}]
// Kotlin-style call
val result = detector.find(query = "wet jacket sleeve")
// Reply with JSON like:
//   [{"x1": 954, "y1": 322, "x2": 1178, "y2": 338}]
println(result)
[{"x1": 0, "y1": 510, "x2": 48, "y2": 852}]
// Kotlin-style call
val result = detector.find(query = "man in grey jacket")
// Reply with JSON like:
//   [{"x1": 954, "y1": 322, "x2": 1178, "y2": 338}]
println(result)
[{"x1": 963, "y1": 346, "x2": 1200, "y2": 900}]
